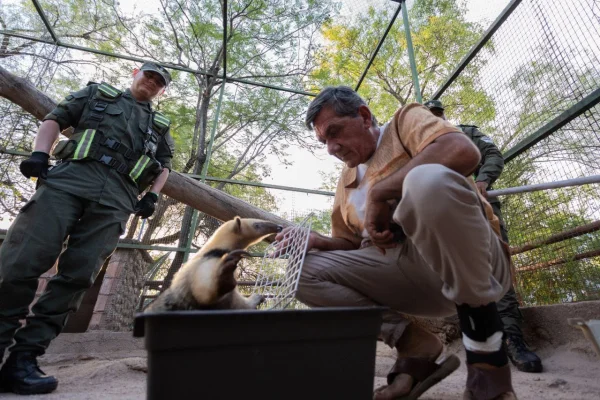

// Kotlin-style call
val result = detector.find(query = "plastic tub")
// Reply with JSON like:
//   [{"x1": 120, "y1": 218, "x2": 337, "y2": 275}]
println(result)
[{"x1": 133, "y1": 306, "x2": 385, "y2": 400}]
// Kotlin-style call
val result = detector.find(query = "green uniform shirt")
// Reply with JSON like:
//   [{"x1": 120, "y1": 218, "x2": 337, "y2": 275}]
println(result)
[
  {"x1": 43, "y1": 84, "x2": 175, "y2": 212},
  {"x1": 458, "y1": 124, "x2": 504, "y2": 204}
]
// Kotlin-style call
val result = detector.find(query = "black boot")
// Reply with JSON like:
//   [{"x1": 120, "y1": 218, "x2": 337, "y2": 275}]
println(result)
[
  {"x1": 505, "y1": 334, "x2": 543, "y2": 373},
  {"x1": 0, "y1": 351, "x2": 58, "y2": 394}
]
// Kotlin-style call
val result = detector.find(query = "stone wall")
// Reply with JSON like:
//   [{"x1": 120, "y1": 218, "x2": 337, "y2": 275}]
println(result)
[{"x1": 88, "y1": 247, "x2": 150, "y2": 331}]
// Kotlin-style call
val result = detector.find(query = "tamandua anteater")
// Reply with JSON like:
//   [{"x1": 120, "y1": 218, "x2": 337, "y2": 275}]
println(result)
[{"x1": 145, "y1": 217, "x2": 283, "y2": 312}]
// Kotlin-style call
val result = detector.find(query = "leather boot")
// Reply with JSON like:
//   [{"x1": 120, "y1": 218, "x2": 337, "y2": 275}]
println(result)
[
  {"x1": 0, "y1": 351, "x2": 58, "y2": 394},
  {"x1": 505, "y1": 334, "x2": 543, "y2": 373}
]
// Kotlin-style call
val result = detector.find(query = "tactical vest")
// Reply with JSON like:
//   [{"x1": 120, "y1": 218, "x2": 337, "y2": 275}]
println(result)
[
  {"x1": 457, "y1": 124, "x2": 478, "y2": 140},
  {"x1": 457, "y1": 125, "x2": 482, "y2": 175},
  {"x1": 52, "y1": 82, "x2": 170, "y2": 192}
]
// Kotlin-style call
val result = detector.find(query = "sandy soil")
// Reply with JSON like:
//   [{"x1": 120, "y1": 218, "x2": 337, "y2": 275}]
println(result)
[{"x1": 0, "y1": 332, "x2": 598, "y2": 400}]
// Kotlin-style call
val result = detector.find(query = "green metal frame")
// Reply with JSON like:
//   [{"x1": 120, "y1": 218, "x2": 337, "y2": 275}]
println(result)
[
  {"x1": 355, "y1": 3, "x2": 402, "y2": 91},
  {"x1": 431, "y1": 0, "x2": 522, "y2": 100},
  {"x1": 0, "y1": 148, "x2": 335, "y2": 196},
  {"x1": 0, "y1": 30, "x2": 315, "y2": 97},
  {"x1": 400, "y1": 0, "x2": 422, "y2": 103},
  {"x1": 503, "y1": 87, "x2": 600, "y2": 162},
  {"x1": 183, "y1": 1, "x2": 229, "y2": 263}
]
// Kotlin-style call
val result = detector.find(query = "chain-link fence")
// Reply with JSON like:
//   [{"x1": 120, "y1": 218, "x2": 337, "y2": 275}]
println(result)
[{"x1": 436, "y1": 0, "x2": 600, "y2": 305}]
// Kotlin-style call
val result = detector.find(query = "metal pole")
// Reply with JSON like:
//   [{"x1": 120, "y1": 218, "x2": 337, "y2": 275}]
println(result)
[
  {"x1": 200, "y1": 86, "x2": 226, "y2": 181},
  {"x1": 503, "y1": 87, "x2": 600, "y2": 162},
  {"x1": 401, "y1": 0, "x2": 422, "y2": 103},
  {"x1": 488, "y1": 174, "x2": 600, "y2": 198},
  {"x1": 0, "y1": 30, "x2": 316, "y2": 97},
  {"x1": 431, "y1": 0, "x2": 522, "y2": 100},
  {"x1": 355, "y1": 4, "x2": 402, "y2": 91},
  {"x1": 30, "y1": 0, "x2": 59, "y2": 43},
  {"x1": 0, "y1": 148, "x2": 336, "y2": 197},
  {"x1": 182, "y1": 0, "x2": 228, "y2": 263}
]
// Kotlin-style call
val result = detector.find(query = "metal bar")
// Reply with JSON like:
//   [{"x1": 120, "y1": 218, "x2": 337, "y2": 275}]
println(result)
[
  {"x1": 224, "y1": 76, "x2": 315, "y2": 97},
  {"x1": 222, "y1": 0, "x2": 227, "y2": 80},
  {"x1": 0, "y1": 237, "x2": 195, "y2": 253},
  {"x1": 0, "y1": 148, "x2": 336, "y2": 196},
  {"x1": 200, "y1": 84, "x2": 226, "y2": 181},
  {"x1": 431, "y1": 0, "x2": 522, "y2": 100},
  {"x1": 401, "y1": 0, "x2": 422, "y2": 103},
  {"x1": 30, "y1": 0, "x2": 59, "y2": 43},
  {"x1": 355, "y1": 3, "x2": 402, "y2": 91},
  {"x1": 0, "y1": 30, "x2": 316, "y2": 97},
  {"x1": 487, "y1": 174, "x2": 600, "y2": 198},
  {"x1": 183, "y1": 210, "x2": 199, "y2": 263},
  {"x1": 187, "y1": 41, "x2": 228, "y2": 263},
  {"x1": 184, "y1": 174, "x2": 335, "y2": 196},
  {"x1": 503, "y1": 87, "x2": 600, "y2": 162},
  {"x1": 114, "y1": 243, "x2": 197, "y2": 252}
]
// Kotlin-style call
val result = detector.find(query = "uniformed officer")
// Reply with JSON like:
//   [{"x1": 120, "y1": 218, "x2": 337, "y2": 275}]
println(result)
[
  {"x1": 424, "y1": 99, "x2": 543, "y2": 374},
  {"x1": 0, "y1": 62, "x2": 175, "y2": 394}
]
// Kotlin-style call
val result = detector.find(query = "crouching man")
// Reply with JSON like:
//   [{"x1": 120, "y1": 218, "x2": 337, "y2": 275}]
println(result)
[{"x1": 276, "y1": 86, "x2": 516, "y2": 400}]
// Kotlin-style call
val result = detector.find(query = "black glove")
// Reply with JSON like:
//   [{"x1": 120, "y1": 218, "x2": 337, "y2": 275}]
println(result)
[
  {"x1": 134, "y1": 192, "x2": 159, "y2": 219},
  {"x1": 19, "y1": 151, "x2": 50, "y2": 179}
]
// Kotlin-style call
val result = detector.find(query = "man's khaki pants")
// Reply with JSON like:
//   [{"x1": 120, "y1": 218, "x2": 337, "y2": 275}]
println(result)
[{"x1": 296, "y1": 164, "x2": 511, "y2": 348}]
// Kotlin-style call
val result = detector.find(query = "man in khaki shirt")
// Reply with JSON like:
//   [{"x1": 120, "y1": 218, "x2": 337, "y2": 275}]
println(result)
[{"x1": 276, "y1": 86, "x2": 515, "y2": 400}]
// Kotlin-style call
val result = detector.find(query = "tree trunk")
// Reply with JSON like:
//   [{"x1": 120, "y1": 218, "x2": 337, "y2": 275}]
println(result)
[{"x1": 0, "y1": 66, "x2": 291, "y2": 229}]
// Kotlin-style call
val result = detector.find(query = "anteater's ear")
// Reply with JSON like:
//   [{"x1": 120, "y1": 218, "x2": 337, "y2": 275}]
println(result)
[{"x1": 234, "y1": 216, "x2": 242, "y2": 234}]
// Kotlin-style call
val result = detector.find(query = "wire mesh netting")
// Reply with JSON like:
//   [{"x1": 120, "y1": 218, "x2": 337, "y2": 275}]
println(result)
[
  {"x1": 437, "y1": 0, "x2": 600, "y2": 305},
  {"x1": 252, "y1": 214, "x2": 312, "y2": 310}
]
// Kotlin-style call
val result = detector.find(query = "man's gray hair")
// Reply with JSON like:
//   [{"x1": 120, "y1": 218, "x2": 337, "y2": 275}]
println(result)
[{"x1": 305, "y1": 86, "x2": 375, "y2": 130}]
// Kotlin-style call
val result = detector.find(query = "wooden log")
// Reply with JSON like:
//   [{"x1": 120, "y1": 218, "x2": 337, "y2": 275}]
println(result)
[
  {"x1": 517, "y1": 248, "x2": 600, "y2": 273},
  {"x1": 511, "y1": 220, "x2": 600, "y2": 255}
]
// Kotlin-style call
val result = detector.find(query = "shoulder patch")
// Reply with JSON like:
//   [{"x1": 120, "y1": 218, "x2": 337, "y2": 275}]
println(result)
[
  {"x1": 203, "y1": 248, "x2": 228, "y2": 259},
  {"x1": 97, "y1": 82, "x2": 122, "y2": 99},
  {"x1": 59, "y1": 94, "x2": 74, "y2": 105},
  {"x1": 153, "y1": 112, "x2": 170, "y2": 129}
]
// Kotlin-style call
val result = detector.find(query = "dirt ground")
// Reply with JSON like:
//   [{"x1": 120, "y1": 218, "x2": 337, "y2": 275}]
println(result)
[{"x1": 0, "y1": 331, "x2": 598, "y2": 400}]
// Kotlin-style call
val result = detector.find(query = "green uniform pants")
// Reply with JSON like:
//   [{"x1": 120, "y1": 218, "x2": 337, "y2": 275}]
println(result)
[
  {"x1": 0, "y1": 184, "x2": 129, "y2": 355},
  {"x1": 489, "y1": 200, "x2": 523, "y2": 337}
]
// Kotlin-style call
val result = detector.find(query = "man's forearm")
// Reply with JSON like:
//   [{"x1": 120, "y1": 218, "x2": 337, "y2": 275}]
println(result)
[
  {"x1": 33, "y1": 120, "x2": 61, "y2": 154},
  {"x1": 312, "y1": 233, "x2": 358, "y2": 252},
  {"x1": 148, "y1": 168, "x2": 170, "y2": 194},
  {"x1": 369, "y1": 132, "x2": 480, "y2": 202}
]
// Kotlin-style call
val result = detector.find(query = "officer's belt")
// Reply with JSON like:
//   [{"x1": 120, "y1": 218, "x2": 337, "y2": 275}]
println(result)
[{"x1": 71, "y1": 129, "x2": 154, "y2": 183}]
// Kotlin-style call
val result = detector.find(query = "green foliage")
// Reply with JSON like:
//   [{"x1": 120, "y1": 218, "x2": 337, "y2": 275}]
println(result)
[{"x1": 309, "y1": 0, "x2": 494, "y2": 125}]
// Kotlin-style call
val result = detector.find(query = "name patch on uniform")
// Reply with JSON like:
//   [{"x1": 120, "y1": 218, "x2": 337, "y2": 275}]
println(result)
[{"x1": 481, "y1": 136, "x2": 494, "y2": 143}]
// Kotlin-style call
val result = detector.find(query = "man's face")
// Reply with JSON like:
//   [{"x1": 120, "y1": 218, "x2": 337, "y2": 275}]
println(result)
[
  {"x1": 430, "y1": 107, "x2": 446, "y2": 120},
  {"x1": 313, "y1": 105, "x2": 377, "y2": 168},
  {"x1": 130, "y1": 70, "x2": 165, "y2": 102}
]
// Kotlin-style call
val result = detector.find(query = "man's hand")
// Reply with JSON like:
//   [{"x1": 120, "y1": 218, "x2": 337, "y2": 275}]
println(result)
[
  {"x1": 476, "y1": 181, "x2": 489, "y2": 197},
  {"x1": 272, "y1": 227, "x2": 320, "y2": 257},
  {"x1": 365, "y1": 196, "x2": 396, "y2": 251},
  {"x1": 19, "y1": 151, "x2": 50, "y2": 179},
  {"x1": 134, "y1": 192, "x2": 159, "y2": 219}
]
